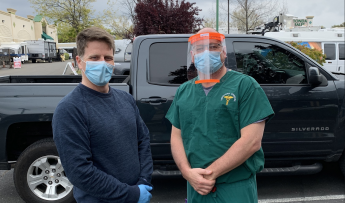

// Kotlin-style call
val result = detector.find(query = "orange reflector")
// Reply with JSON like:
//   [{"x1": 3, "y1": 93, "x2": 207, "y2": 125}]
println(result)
[{"x1": 195, "y1": 79, "x2": 220, "y2": 84}]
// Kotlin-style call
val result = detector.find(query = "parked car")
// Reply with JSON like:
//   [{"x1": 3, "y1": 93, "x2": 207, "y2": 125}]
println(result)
[
  {"x1": 124, "y1": 42, "x2": 132, "y2": 62},
  {"x1": 114, "y1": 39, "x2": 131, "y2": 62},
  {"x1": 0, "y1": 34, "x2": 344, "y2": 203},
  {"x1": 114, "y1": 62, "x2": 130, "y2": 75}
]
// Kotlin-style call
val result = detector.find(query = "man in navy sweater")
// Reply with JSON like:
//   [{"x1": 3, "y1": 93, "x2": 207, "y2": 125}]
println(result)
[{"x1": 52, "y1": 27, "x2": 153, "y2": 203}]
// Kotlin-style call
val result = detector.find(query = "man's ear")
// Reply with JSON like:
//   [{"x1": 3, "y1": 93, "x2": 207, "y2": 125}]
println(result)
[{"x1": 76, "y1": 56, "x2": 84, "y2": 70}]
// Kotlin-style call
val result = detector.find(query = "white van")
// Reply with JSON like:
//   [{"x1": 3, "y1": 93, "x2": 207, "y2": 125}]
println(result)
[
  {"x1": 124, "y1": 42, "x2": 132, "y2": 62},
  {"x1": 0, "y1": 42, "x2": 29, "y2": 63},
  {"x1": 265, "y1": 31, "x2": 345, "y2": 73},
  {"x1": 114, "y1": 39, "x2": 131, "y2": 62}
]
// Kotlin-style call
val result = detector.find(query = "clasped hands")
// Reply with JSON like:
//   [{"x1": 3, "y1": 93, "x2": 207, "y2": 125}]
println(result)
[{"x1": 184, "y1": 168, "x2": 217, "y2": 196}]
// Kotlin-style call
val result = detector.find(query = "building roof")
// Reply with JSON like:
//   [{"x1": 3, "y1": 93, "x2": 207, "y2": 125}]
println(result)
[{"x1": 33, "y1": 15, "x2": 43, "y2": 22}]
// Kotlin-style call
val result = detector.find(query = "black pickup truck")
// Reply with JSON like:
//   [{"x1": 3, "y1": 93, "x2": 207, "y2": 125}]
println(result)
[{"x1": 0, "y1": 34, "x2": 344, "y2": 203}]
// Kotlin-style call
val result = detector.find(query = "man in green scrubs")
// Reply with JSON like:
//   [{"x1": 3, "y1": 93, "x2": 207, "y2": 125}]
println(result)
[{"x1": 165, "y1": 28, "x2": 274, "y2": 203}]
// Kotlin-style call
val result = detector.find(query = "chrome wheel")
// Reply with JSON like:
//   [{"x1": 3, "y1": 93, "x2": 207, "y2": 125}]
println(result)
[{"x1": 27, "y1": 155, "x2": 73, "y2": 201}]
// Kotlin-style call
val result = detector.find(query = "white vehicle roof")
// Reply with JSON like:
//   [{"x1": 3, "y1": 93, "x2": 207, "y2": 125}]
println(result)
[
  {"x1": 265, "y1": 31, "x2": 344, "y2": 42},
  {"x1": 58, "y1": 42, "x2": 76, "y2": 48},
  {"x1": 115, "y1": 39, "x2": 131, "y2": 49},
  {"x1": 0, "y1": 44, "x2": 21, "y2": 50}
]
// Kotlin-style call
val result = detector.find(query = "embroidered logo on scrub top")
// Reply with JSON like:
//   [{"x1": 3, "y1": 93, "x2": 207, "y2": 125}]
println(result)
[{"x1": 221, "y1": 93, "x2": 236, "y2": 105}]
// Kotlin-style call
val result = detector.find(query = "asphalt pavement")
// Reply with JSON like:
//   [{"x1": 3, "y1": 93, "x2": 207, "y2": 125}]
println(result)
[
  {"x1": 0, "y1": 163, "x2": 344, "y2": 203},
  {"x1": 0, "y1": 59, "x2": 73, "y2": 76}
]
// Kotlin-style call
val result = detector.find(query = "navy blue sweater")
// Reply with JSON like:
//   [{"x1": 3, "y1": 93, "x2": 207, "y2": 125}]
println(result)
[{"x1": 52, "y1": 84, "x2": 153, "y2": 203}]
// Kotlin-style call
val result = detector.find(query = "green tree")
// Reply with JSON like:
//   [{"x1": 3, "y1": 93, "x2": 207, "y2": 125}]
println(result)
[
  {"x1": 103, "y1": 0, "x2": 134, "y2": 39},
  {"x1": 57, "y1": 22, "x2": 77, "y2": 42},
  {"x1": 29, "y1": 0, "x2": 100, "y2": 40},
  {"x1": 229, "y1": 0, "x2": 279, "y2": 33},
  {"x1": 332, "y1": 22, "x2": 345, "y2": 28},
  {"x1": 287, "y1": 41, "x2": 326, "y2": 66}
]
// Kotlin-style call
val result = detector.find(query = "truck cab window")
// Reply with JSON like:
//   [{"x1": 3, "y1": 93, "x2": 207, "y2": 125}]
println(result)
[
  {"x1": 324, "y1": 44, "x2": 336, "y2": 60},
  {"x1": 233, "y1": 42, "x2": 307, "y2": 85},
  {"x1": 149, "y1": 42, "x2": 188, "y2": 85}
]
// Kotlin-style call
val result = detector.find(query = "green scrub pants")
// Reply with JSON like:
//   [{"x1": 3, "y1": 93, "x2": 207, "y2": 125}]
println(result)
[{"x1": 187, "y1": 175, "x2": 258, "y2": 203}]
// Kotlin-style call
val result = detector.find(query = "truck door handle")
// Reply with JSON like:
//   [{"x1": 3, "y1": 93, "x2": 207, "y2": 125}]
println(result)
[{"x1": 140, "y1": 97, "x2": 167, "y2": 105}]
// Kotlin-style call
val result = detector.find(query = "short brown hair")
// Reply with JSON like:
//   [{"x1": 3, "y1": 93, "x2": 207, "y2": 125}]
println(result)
[{"x1": 76, "y1": 27, "x2": 115, "y2": 57}]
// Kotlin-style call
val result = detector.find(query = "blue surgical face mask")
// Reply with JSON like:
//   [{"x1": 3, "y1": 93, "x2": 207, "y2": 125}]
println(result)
[
  {"x1": 81, "y1": 60, "x2": 114, "y2": 86},
  {"x1": 194, "y1": 50, "x2": 223, "y2": 74}
]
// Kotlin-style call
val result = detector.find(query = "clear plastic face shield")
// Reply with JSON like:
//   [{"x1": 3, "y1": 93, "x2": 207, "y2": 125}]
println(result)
[{"x1": 187, "y1": 33, "x2": 227, "y2": 84}]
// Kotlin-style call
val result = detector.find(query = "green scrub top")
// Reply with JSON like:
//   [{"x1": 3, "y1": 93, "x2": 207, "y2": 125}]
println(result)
[{"x1": 166, "y1": 70, "x2": 274, "y2": 184}]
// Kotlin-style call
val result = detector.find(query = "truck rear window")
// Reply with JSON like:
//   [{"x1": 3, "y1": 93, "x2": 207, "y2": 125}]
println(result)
[{"x1": 149, "y1": 42, "x2": 188, "y2": 85}]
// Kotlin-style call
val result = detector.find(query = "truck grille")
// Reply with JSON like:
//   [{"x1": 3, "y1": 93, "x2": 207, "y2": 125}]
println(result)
[{"x1": 32, "y1": 54, "x2": 38, "y2": 57}]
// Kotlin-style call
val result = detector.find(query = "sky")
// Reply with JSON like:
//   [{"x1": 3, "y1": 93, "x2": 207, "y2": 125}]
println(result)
[{"x1": 1, "y1": 0, "x2": 344, "y2": 28}]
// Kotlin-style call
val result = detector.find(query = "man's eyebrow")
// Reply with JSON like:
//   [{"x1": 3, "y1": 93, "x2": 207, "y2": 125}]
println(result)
[{"x1": 87, "y1": 55, "x2": 100, "y2": 58}]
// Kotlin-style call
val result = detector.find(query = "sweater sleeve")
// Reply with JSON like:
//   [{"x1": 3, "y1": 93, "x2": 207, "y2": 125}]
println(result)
[
  {"x1": 130, "y1": 97, "x2": 154, "y2": 187},
  {"x1": 52, "y1": 101, "x2": 140, "y2": 203}
]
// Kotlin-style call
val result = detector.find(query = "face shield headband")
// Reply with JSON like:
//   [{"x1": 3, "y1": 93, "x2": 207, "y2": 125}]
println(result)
[{"x1": 187, "y1": 33, "x2": 226, "y2": 84}]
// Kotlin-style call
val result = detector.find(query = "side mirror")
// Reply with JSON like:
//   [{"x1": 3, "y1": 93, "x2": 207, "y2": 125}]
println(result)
[
  {"x1": 309, "y1": 67, "x2": 323, "y2": 87},
  {"x1": 115, "y1": 48, "x2": 121, "y2": 54}
]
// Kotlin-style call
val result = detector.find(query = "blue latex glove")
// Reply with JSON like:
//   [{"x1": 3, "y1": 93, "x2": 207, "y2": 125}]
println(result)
[{"x1": 137, "y1": 184, "x2": 152, "y2": 203}]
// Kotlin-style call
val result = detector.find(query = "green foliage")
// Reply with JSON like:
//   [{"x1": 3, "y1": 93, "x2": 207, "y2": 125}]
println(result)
[
  {"x1": 286, "y1": 41, "x2": 326, "y2": 66},
  {"x1": 64, "y1": 53, "x2": 70, "y2": 60},
  {"x1": 332, "y1": 22, "x2": 345, "y2": 28},
  {"x1": 57, "y1": 22, "x2": 77, "y2": 42},
  {"x1": 102, "y1": 0, "x2": 134, "y2": 39},
  {"x1": 29, "y1": 0, "x2": 101, "y2": 41}
]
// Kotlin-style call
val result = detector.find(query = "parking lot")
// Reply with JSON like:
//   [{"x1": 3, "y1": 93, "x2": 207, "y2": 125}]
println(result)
[
  {"x1": 0, "y1": 162, "x2": 344, "y2": 203},
  {"x1": 0, "y1": 62, "x2": 344, "y2": 203},
  {"x1": 0, "y1": 60, "x2": 73, "y2": 76}
]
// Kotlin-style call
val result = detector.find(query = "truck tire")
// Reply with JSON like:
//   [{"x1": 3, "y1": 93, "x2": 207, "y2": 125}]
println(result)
[
  {"x1": 49, "y1": 58, "x2": 53, "y2": 63},
  {"x1": 339, "y1": 151, "x2": 345, "y2": 177},
  {"x1": 13, "y1": 138, "x2": 75, "y2": 203},
  {"x1": 32, "y1": 59, "x2": 36, "y2": 63}
]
